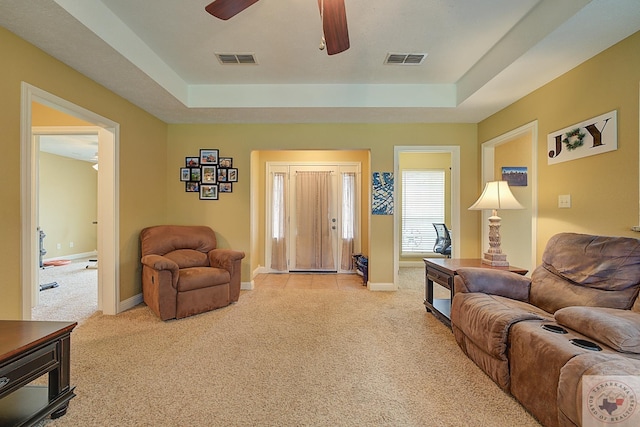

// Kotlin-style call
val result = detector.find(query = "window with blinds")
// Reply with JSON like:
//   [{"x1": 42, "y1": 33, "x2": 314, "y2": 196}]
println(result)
[{"x1": 401, "y1": 170, "x2": 445, "y2": 254}]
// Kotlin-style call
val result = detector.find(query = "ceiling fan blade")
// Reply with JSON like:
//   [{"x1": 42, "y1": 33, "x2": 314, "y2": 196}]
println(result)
[
  {"x1": 205, "y1": 0, "x2": 260, "y2": 20},
  {"x1": 318, "y1": 0, "x2": 350, "y2": 55}
]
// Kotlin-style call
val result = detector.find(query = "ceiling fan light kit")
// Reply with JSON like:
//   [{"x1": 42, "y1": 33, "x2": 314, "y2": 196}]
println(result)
[{"x1": 205, "y1": 0, "x2": 350, "y2": 55}]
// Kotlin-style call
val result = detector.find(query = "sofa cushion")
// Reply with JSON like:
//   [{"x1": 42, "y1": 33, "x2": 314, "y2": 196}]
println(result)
[
  {"x1": 451, "y1": 293, "x2": 550, "y2": 360},
  {"x1": 555, "y1": 306, "x2": 640, "y2": 354},
  {"x1": 140, "y1": 225, "x2": 217, "y2": 257},
  {"x1": 165, "y1": 249, "x2": 208, "y2": 269},
  {"x1": 530, "y1": 233, "x2": 640, "y2": 313},
  {"x1": 177, "y1": 267, "x2": 230, "y2": 292}
]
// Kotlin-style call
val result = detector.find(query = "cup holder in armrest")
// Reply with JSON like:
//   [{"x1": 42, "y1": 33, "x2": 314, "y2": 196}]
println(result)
[
  {"x1": 570, "y1": 338, "x2": 602, "y2": 351},
  {"x1": 541, "y1": 324, "x2": 568, "y2": 334}
]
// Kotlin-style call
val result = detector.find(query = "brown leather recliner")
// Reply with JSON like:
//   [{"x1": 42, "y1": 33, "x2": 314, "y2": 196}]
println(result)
[
  {"x1": 451, "y1": 233, "x2": 640, "y2": 427},
  {"x1": 140, "y1": 225, "x2": 245, "y2": 320}
]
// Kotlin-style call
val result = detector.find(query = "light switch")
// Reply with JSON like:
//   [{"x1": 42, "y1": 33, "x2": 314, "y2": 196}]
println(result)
[{"x1": 558, "y1": 194, "x2": 571, "y2": 208}]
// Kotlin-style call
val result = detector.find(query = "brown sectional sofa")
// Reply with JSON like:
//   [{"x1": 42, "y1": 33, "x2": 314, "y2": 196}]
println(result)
[{"x1": 450, "y1": 233, "x2": 640, "y2": 426}]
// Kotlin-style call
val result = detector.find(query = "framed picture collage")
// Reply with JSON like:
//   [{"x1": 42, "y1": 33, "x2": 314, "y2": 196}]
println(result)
[{"x1": 180, "y1": 149, "x2": 238, "y2": 200}]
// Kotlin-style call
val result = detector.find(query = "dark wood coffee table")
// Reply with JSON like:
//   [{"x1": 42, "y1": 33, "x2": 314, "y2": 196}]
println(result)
[
  {"x1": 424, "y1": 258, "x2": 527, "y2": 327},
  {"x1": 0, "y1": 321, "x2": 77, "y2": 426}
]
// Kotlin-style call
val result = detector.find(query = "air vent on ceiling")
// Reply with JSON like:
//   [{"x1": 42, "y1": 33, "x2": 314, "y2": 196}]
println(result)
[
  {"x1": 216, "y1": 53, "x2": 257, "y2": 65},
  {"x1": 385, "y1": 53, "x2": 427, "y2": 65}
]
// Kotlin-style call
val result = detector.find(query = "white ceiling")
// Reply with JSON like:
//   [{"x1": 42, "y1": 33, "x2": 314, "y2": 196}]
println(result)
[
  {"x1": 1, "y1": 0, "x2": 640, "y2": 124},
  {"x1": 39, "y1": 134, "x2": 98, "y2": 163}
]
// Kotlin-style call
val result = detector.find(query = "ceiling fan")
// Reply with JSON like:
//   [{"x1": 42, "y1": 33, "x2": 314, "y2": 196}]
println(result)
[{"x1": 205, "y1": 0, "x2": 350, "y2": 55}]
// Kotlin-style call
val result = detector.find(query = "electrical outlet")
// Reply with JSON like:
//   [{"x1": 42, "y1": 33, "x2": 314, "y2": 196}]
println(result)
[
  {"x1": 558, "y1": 194, "x2": 571, "y2": 208},
  {"x1": 69, "y1": 242, "x2": 74, "y2": 248},
  {"x1": 56, "y1": 243, "x2": 61, "y2": 249}
]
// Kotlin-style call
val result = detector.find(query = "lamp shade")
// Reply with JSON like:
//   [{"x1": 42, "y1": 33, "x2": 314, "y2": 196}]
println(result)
[{"x1": 469, "y1": 181, "x2": 523, "y2": 211}]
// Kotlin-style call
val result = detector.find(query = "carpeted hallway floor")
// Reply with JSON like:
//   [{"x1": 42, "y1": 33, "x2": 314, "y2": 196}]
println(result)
[
  {"x1": 36, "y1": 272, "x2": 541, "y2": 427},
  {"x1": 33, "y1": 257, "x2": 98, "y2": 323}
]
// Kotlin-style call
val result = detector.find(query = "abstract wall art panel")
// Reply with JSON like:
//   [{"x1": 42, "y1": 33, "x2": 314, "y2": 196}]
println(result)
[{"x1": 372, "y1": 172, "x2": 394, "y2": 215}]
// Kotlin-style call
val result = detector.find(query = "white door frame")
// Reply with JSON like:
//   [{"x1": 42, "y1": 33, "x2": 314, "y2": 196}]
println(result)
[
  {"x1": 393, "y1": 146, "x2": 461, "y2": 287},
  {"x1": 265, "y1": 161, "x2": 362, "y2": 273},
  {"x1": 480, "y1": 121, "x2": 538, "y2": 273},
  {"x1": 21, "y1": 83, "x2": 120, "y2": 318}
]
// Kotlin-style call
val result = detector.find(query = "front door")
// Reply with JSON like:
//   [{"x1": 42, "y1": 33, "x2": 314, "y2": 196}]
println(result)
[
  {"x1": 289, "y1": 166, "x2": 339, "y2": 272},
  {"x1": 267, "y1": 162, "x2": 360, "y2": 273}
]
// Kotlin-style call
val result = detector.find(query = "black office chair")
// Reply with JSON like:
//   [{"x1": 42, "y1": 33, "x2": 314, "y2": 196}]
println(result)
[{"x1": 433, "y1": 223, "x2": 452, "y2": 257}]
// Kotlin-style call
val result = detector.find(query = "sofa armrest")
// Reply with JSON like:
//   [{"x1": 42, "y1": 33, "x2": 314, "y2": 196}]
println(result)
[
  {"x1": 209, "y1": 249, "x2": 245, "y2": 302},
  {"x1": 140, "y1": 254, "x2": 179, "y2": 289},
  {"x1": 555, "y1": 306, "x2": 640, "y2": 353},
  {"x1": 209, "y1": 249, "x2": 245, "y2": 275},
  {"x1": 454, "y1": 267, "x2": 531, "y2": 302},
  {"x1": 141, "y1": 254, "x2": 179, "y2": 273}
]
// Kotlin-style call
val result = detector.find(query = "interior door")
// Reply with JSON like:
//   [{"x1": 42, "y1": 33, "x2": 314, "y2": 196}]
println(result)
[{"x1": 289, "y1": 166, "x2": 339, "y2": 272}]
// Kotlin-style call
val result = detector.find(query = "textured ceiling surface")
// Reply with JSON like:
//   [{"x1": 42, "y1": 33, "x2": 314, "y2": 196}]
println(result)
[{"x1": 1, "y1": 0, "x2": 640, "y2": 124}]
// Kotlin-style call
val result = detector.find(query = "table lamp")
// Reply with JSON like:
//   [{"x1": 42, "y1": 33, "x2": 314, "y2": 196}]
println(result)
[{"x1": 469, "y1": 180, "x2": 523, "y2": 266}]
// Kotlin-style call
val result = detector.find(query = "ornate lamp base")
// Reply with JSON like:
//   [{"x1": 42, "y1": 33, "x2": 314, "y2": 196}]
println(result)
[
  {"x1": 481, "y1": 252, "x2": 509, "y2": 267},
  {"x1": 482, "y1": 211, "x2": 510, "y2": 267}
]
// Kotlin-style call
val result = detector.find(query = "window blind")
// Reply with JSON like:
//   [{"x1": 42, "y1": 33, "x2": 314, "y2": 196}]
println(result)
[{"x1": 401, "y1": 170, "x2": 445, "y2": 254}]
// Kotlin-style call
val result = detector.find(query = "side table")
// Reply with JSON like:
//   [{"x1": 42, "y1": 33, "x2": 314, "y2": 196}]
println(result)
[
  {"x1": 0, "y1": 320, "x2": 77, "y2": 426},
  {"x1": 424, "y1": 258, "x2": 527, "y2": 327}
]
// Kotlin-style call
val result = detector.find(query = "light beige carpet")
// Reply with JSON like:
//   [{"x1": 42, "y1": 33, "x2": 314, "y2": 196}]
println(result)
[
  {"x1": 38, "y1": 283, "x2": 541, "y2": 426},
  {"x1": 33, "y1": 258, "x2": 97, "y2": 323},
  {"x1": 397, "y1": 267, "x2": 450, "y2": 298}
]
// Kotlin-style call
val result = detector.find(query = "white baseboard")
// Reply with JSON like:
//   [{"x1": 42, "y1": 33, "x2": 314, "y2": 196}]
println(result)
[
  {"x1": 43, "y1": 251, "x2": 98, "y2": 262},
  {"x1": 119, "y1": 293, "x2": 143, "y2": 313},
  {"x1": 368, "y1": 282, "x2": 397, "y2": 291},
  {"x1": 117, "y1": 284, "x2": 254, "y2": 314},
  {"x1": 255, "y1": 265, "x2": 291, "y2": 275},
  {"x1": 399, "y1": 261, "x2": 425, "y2": 268}
]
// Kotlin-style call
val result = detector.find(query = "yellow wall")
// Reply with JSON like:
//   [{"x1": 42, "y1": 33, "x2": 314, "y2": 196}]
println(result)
[
  {"x1": 0, "y1": 26, "x2": 167, "y2": 318},
  {"x1": 39, "y1": 152, "x2": 97, "y2": 258},
  {"x1": 32, "y1": 101, "x2": 94, "y2": 127},
  {"x1": 1, "y1": 23, "x2": 486, "y2": 318},
  {"x1": 166, "y1": 124, "x2": 480, "y2": 286},
  {"x1": 479, "y1": 31, "x2": 640, "y2": 262},
  {"x1": 8, "y1": 22, "x2": 637, "y2": 316}
]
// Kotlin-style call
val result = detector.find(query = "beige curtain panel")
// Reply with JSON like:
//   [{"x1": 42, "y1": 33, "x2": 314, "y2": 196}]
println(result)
[
  {"x1": 270, "y1": 172, "x2": 288, "y2": 271},
  {"x1": 295, "y1": 171, "x2": 334, "y2": 270}
]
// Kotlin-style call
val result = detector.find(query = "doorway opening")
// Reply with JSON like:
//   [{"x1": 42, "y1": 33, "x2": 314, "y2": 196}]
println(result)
[
  {"x1": 32, "y1": 129, "x2": 99, "y2": 322},
  {"x1": 21, "y1": 83, "x2": 120, "y2": 319},
  {"x1": 265, "y1": 162, "x2": 361, "y2": 274},
  {"x1": 480, "y1": 121, "x2": 538, "y2": 273},
  {"x1": 393, "y1": 146, "x2": 461, "y2": 289}
]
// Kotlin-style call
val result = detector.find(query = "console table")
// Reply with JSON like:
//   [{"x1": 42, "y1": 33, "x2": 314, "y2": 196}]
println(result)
[
  {"x1": 0, "y1": 321, "x2": 77, "y2": 426},
  {"x1": 424, "y1": 258, "x2": 527, "y2": 327}
]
